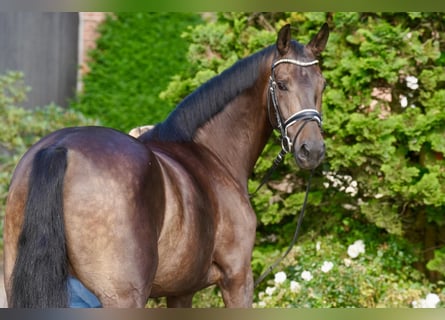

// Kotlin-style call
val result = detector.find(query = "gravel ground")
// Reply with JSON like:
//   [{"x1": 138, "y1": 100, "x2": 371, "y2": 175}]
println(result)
[{"x1": 0, "y1": 262, "x2": 6, "y2": 307}]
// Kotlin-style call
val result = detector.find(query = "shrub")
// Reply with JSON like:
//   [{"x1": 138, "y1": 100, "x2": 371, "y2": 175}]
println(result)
[
  {"x1": 319, "y1": 12, "x2": 445, "y2": 281},
  {"x1": 253, "y1": 233, "x2": 445, "y2": 308}
]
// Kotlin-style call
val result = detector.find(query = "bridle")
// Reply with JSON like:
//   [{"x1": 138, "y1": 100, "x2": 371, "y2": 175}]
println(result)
[
  {"x1": 253, "y1": 57, "x2": 324, "y2": 287},
  {"x1": 268, "y1": 58, "x2": 323, "y2": 155},
  {"x1": 252, "y1": 57, "x2": 325, "y2": 195}
]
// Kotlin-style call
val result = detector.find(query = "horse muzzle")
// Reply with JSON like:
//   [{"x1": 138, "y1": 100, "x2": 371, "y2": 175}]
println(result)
[{"x1": 293, "y1": 138, "x2": 325, "y2": 170}]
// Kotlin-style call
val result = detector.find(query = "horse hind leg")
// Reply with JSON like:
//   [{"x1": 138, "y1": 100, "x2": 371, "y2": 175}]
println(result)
[
  {"x1": 69, "y1": 239, "x2": 157, "y2": 308},
  {"x1": 95, "y1": 283, "x2": 151, "y2": 308},
  {"x1": 218, "y1": 267, "x2": 254, "y2": 307},
  {"x1": 66, "y1": 219, "x2": 158, "y2": 308}
]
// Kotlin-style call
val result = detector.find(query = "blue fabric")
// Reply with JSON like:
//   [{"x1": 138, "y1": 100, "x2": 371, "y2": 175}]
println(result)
[{"x1": 67, "y1": 276, "x2": 102, "y2": 308}]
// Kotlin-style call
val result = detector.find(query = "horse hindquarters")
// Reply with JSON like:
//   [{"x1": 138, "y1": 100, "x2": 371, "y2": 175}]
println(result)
[
  {"x1": 62, "y1": 145, "x2": 162, "y2": 308},
  {"x1": 9, "y1": 146, "x2": 70, "y2": 307},
  {"x1": 4, "y1": 127, "x2": 164, "y2": 308}
]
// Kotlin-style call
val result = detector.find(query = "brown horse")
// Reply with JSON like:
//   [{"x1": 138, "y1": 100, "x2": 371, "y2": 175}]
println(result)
[{"x1": 3, "y1": 23, "x2": 329, "y2": 308}]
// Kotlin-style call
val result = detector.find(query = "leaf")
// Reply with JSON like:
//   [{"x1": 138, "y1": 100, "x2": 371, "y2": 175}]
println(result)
[{"x1": 426, "y1": 247, "x2": 445, "y2": 276}]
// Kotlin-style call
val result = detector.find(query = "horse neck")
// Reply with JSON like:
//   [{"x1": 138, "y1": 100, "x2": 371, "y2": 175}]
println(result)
[{"x1": 194, "y1": 72, "x2": 272, "y2": 188}]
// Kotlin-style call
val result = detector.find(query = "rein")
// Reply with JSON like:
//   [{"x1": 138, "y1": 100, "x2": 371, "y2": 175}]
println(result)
[
  {"x1": 252, "y1": 57, "x2": 322, "y2": 287},
  {"x1": 254, "y1": 169, "x2": 313, "y2": 288}
]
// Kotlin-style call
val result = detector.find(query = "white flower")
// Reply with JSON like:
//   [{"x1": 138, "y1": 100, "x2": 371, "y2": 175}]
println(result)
[
  {"x1": 345, "y1": 180, "x2": 358, "y2": 196},
  {"x1": 400, "y1": 95, "x2": 408, "y2": 108},
  {"x1": 347, "y1": 240, "x2": 365, "y2": 259},
  {"x1": 274, "y1": 271, "x2": 287, "y2": 284},
  {"x1": 321, "y1": 261, "x2": 334, "y2": 273},
  {"x1": 265, "y1": 286, "x2": 276, "y2": 296},
  {"x1": 412, "y1": 293, "x2": 441, "y2": 308},
  {"x1": 345, "y1": 185, "x2": 357, "y2": 196},
  {"x1": 301, "y1": 270, "x2": 313, "y2": 281},
  {"x1": 258, "y1": 301, "x2": 266, "y2": 307},
  {"x1": 406, "y1": 75, "x2": 419, "y2": 90},
  {"x1": 343, "y1": 258, "x2": 352, "y2": 267},
  {"x1": 290, "y1": 280, "x2": 301, "y2": 293},
  {"x1": 316, "y1": 241, "x2": 321, "y2": 252},
  {"x1": 355, "y1": 240, "x2": 365, "y2": 251},
  {"x1": 425, "y1": 293, "x2": 441, "y2": 307}
]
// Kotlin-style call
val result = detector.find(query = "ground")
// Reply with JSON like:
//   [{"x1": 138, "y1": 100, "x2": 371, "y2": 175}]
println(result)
[{"x1": 0, "y1": 260, "x2": 6, "y2": 307}]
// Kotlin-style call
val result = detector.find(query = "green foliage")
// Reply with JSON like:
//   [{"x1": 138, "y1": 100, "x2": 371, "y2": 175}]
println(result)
[
  {"x1": 71, "y1": 12, "x2": 202, "y2": 132},
  {"x1": 0, "y1": 70, "x2": 29, "y2": 108},
  {"x1": 427, "y1": 247, "x2": 445, "y2": 276},
  {"x1": 0, "y1": 71, "x2": 99, "y2": 252},
  {"x1": 318, "y1": 14, "x2": 445, "y2": 274}
]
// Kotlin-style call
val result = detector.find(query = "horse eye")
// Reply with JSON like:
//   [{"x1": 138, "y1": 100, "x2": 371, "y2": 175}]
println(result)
[{"x1": 276, "y1": 81, "x2": 288, "y2": 91}]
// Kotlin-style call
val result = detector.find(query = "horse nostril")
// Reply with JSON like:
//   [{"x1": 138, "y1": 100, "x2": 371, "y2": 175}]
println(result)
[
  {"x1": 295, "y1": 140, "x2": 325, "y2": 169},
  {"x1": 300, "y1": 143, "x2": 310, "y2": 158}
]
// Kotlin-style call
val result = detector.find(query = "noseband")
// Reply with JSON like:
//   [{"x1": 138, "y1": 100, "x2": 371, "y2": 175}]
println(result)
[{"x1": 268, "y1": 58, "x2": 323, "y2": 154}]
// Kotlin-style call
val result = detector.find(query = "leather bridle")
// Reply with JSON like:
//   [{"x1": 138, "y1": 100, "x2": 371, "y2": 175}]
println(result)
[{"x1": 268, "y1": 58, "x2": 323, "y2": 154}]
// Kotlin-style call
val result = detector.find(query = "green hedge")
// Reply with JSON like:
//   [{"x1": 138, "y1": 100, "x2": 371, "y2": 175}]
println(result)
[{"x1": 71, "y1": 12, "x2": 202, "y2": 133}]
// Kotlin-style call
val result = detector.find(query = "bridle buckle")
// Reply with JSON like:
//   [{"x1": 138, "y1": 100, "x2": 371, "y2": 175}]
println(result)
[{"x1": 281, "y1": 135, "x2": 293, "y2": 153}]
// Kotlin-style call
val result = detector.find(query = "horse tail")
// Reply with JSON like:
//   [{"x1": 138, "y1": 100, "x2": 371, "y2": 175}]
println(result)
[{"x1": 10, "y1": 146, "x2": 69, "y2": 308}]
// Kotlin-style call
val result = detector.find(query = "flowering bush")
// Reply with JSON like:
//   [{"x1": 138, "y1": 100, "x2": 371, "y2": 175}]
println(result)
[{"x1": 253, "y1": 234, "x2": 445, "y2": 308}]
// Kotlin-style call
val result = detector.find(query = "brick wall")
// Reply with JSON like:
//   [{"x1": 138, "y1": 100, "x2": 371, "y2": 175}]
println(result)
[{"x1": 78, "y1": 12, "x2": 106, "y2": 91}]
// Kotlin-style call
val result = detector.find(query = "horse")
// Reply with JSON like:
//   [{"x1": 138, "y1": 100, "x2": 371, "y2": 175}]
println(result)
[{"x1": 3, "y1": 23, "x2": 329, "y2": 308}]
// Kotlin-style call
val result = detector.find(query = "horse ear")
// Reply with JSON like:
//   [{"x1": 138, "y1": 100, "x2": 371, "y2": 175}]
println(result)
[
  {"x1": 276, "y1": 24, "x2": 292, "y2": 55},
  {"x1": 307, "y1": 23, "x2": 330, "y2": 56}
]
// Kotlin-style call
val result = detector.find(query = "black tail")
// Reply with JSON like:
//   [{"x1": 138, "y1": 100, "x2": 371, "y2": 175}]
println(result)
[{"x1": 11, "y1": 146, "x2": 69, "y2": 308}]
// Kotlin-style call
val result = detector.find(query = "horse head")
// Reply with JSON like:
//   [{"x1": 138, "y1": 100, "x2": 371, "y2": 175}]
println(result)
[{"x1": 269, "y1": 23, "x2": 329, "y2": 170}]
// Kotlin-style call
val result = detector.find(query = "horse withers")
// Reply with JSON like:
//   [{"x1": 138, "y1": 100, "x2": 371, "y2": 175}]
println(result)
[{"x1": 3, "y1": 23, "x2": 329, "y2": 307}]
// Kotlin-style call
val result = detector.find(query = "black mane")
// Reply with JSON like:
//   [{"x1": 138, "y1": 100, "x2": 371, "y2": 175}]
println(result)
[{"x1": 145, "y1": 45, "x2": 276, "y2": 142}]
